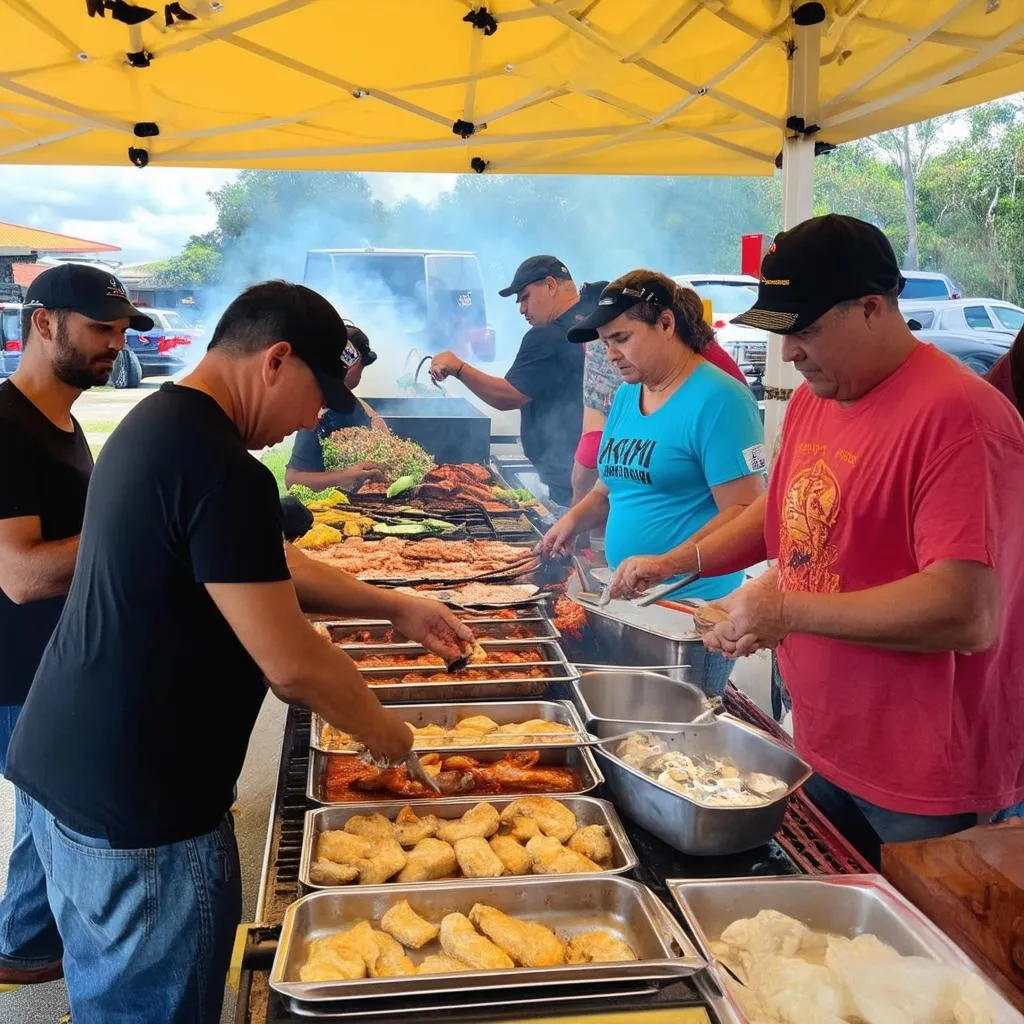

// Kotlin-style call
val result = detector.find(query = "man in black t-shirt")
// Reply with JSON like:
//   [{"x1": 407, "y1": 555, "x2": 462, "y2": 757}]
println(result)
[
  {"x1": 0, "y1": 263, "x2": 154, "y2": 986},
  {"x1": 429, "y1": 256, "x2": 585, "y2": 507},
  {"x1": 6, "y1": 282, "x2": 473, "y2": 1024}
]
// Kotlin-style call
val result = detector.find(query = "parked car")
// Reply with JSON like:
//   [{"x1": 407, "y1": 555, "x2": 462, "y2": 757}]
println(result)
[
  {"x1": 913, "y1": 328, "x2": 1009, "y2": 375},
  {"x1": 901, "y1": 298, "x2": 1024, "y2": 341},
  {"x1": 900, "y1": 270, "x2": 961, "y2": 300},
  {"x1": 304, "y1": 248, "x2": 496, "y2": 363},
  {"x1": 0, "y1": 303, "x2": 196, "y2": 388}
]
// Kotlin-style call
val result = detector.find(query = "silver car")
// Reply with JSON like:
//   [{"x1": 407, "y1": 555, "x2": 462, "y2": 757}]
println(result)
[{"x1": 900, "y1": 298, "x2": 1024, "y2": 341}]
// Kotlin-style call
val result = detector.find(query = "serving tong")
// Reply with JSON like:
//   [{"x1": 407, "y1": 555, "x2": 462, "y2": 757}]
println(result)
[{"x1": 358, "y1": 747, "x2": 442, "y2": 794}]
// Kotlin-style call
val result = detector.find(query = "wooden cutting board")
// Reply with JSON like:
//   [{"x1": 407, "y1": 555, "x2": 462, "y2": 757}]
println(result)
[{"x1": 882, "y1": 821, "x2": 1024, "y2": 1012}]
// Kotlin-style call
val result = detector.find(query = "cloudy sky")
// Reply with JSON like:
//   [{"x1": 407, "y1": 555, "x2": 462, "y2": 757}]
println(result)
[{"x1": 0, "y1": 166, "x2": 457, "y2": 265}]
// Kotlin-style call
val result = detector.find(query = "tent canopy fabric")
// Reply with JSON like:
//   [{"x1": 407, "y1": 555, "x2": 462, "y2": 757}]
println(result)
[{"x1": 0, "y1": 1, "x2": 1021, "y2": 176}]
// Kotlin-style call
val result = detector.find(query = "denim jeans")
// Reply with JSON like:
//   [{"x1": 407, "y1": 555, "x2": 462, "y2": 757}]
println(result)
[
  {"x1": 29, "y1": 803, "x2": 241, "y2": 1024},
  {"x1": 0, "y1": 704, "x2": 62, "y2": 970},
  {"x1": 691, "y1": 647, "x2": 734, "y2": 698},
  {"x1": 805, "y1": 773, "x2": 1024, "y2": 869}
]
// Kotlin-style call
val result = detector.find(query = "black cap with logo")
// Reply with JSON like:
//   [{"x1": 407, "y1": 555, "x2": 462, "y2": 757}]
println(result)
[
  {"x1": 498, "y1": 255, "x2": 573, "y2": 298},
  {"x1": 732, "y1": 214, "x2": 905, "y2": 335},
  {"x1": 25, "y1": 263, "x2": 154, "y2": 332},
  {"x1": 566, "y1": 277, "x2": 676, "y2": 343}
]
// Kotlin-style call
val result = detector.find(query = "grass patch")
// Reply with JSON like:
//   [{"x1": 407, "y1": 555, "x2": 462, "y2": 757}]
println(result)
[
  {"x1": 260, "y1": 443, "x2": 294, "y2": 496},
  {"x1": 80, "y1": 419, "x2": 121, "y2": 434}
]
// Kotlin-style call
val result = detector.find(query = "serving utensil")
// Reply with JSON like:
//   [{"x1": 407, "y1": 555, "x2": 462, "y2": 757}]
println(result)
[{"x1": 358, "y1": 748, "x2": 441, "y2": 794}]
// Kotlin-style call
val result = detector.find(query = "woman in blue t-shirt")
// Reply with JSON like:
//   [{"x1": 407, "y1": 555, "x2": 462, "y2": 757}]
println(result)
[{"x1": 538, "y1": 271, "x2": 766, "y2": 695}]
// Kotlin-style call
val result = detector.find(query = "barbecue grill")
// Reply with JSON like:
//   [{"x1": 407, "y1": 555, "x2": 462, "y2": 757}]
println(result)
[{"x1": 366, "y1": 397, "x2": 491, "y2": 465}]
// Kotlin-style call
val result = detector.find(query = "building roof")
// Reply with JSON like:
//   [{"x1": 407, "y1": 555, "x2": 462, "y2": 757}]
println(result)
[{"x1": 0, "y1": 222, "x2": 119, "y2": 255}]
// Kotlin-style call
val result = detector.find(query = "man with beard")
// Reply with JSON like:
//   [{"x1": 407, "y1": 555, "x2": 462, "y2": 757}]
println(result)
[{"x1": 0, "y1": 263, "x2": 152, "y2": 984}]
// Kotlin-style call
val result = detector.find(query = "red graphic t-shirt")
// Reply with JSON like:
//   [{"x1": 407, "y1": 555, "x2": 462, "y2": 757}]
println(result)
[{"x1": 766, "y1": 343, "x2": 1024, "y2": 815}]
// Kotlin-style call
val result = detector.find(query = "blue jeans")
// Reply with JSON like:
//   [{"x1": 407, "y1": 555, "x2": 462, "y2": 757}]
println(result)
[
  {"x1": 29, "y1": 803, "x2": 241, "y2": 1024},
  {"x1": 805, "y1": 774, "x2": 1024, "y2": 869},
  {"x1": 0, "y1": 704, "x2": 62, "y2": 970},
  {"x1": 692, "y1": 647, "x2": 733, "y2": 698}
]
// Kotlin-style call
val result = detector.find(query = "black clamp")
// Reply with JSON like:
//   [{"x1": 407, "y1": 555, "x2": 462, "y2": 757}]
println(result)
[
  {"x1": 126, "y1": 49, "x2": 153, "y2": 67},
  {"x1": 470, "y1": 157, "x2": 488, "y2": 174},
  {"x1": 793, "y1": 2, "x2": 826, "y2": 26},
  {"x1": 133, "y1": 121, "x2": 160, "y2": 138},
  {"x1": 773, "y1": 139, "x2": 837, "y2": 169},
  {"x1": 87, "y1": 0, "x2": 156, "y2": 24},
  {"x1": 785, "y1": 116, "x2": 819, "y2": 136},
  {"x1": 452, "y1": 119, "x2": 477, "y2": 139},
  {"x1": 462, "y1": 7, "x2": 498, "y2": 35},
  {"x1": 128, "y1": 146, "x2": 150, "y2": 168},
  {"x1": 165, "y1": 1, "x2": 196, "y2": 25}
]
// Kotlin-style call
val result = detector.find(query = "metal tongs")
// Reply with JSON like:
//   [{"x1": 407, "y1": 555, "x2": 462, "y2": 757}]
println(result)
[{"x1": 359, "y1": 747, "x2": 442, "y2": 794}]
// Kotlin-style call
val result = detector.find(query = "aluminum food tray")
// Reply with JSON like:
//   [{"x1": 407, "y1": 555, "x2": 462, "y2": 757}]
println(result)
[
  {"x1": 299, "y1": 794, "x2": 638, "y2": 890},
  {"x1": 669, "y1": 875, "x2": 1023, "y2": 1024},
  {"x1": 269, "y1": 876, "x2": 705, "y2": 1011},
  {"x1": 572, "y1": 671, "x2": 711, "y2": 737},
  {"x1": 357, "y1": 640, "x2": 578, "y2": 704},
  {"x1": 311, "y1": 699, "x2": 586, "y2": 754},
  {"x1": 307, "y1": 743, "x2": 604, "y2": 805},
  {"x1": 593, "y1": 718, "x2": 812, "y2": 857},
  {"x1": 326, "y1": 615, "x2": 560, "y2": 646}
]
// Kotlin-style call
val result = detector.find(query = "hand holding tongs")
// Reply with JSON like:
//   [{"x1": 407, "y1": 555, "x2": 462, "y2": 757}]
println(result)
[{"x1": 359, "y1": 747, "x2": 441, "y2": 794}]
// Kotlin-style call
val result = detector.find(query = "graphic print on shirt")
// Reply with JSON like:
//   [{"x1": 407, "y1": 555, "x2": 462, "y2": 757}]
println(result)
[
  {"x1": 598, "y1": 434, "x2": 657, "y2": 485},
  {"x1": 779, "y1": 456, "x2": 842, "y2": 593}
]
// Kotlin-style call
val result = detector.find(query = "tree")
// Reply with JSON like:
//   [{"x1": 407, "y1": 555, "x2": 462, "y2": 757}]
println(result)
[{"x1": 153, "y1": 232, "x2": 222, "y2": 286}]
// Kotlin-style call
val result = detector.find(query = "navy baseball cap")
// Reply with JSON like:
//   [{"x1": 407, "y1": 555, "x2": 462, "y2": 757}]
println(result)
[
  {"x1": 498, "y1": 255, "x2": 573, "y2": 298},
  {"x1": 25, "y1": 263, "x2": 154, "y2": 331},
  {"x1": 567, "y1": 277, "x2": 676, "y2": 343},
  {"x1": 732, "y1": 214, "x2": 905, "y2": 334}
]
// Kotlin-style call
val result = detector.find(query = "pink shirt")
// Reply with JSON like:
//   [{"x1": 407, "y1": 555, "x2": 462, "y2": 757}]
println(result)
[
  {"x1": 766, "y1": 344, "x2": 1024, "y2": 815},
  {"x1": 703, "y1": 339, "x2": 748, "y2": 385}
]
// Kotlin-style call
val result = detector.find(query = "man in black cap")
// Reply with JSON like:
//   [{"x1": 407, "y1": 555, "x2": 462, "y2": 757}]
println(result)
[
  {"x1": 0, "y1": 263, "x2": 153, "y2": 985},
  {"x1": 284, "y1": 319, "x2": 389, "y2": 494},
  {"x1": 4, "y1": 281, "x2": 473, "y2": 1022},
  {"x1": 681, "y1": 214, "x2": 1024, "y2": 863},
  {"x1": 429, "y1": 255, "x2": 584, "y2": 507}
]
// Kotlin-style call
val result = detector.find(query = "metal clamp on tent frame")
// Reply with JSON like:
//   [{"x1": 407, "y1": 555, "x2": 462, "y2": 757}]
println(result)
[{"x1": 463, "y1": 7, "x2": 498, "y2": 36}]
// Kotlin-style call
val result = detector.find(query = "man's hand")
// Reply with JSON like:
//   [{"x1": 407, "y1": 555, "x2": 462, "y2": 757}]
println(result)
[
  {"x1": 429, "y1": 352, "x2": 465, "y2": 382},
  {"x1": 390, "y1": 594, "x2": 474, "y2": 661},
  {"x1": 702, "y1": 578, "x2": 788, "y2": 659},
  {"x1": 357, "y1": 708, "x2": 415, "y2": 763},
  {"x1": 536, "y1": 514, "x2": 580, "y2": 559},
  {"x1": 334, "y1": 461, "x2": 387, "y2": 491},
  {"x1": 608, "y1": 554, "x2": 673, "y2": 600}
]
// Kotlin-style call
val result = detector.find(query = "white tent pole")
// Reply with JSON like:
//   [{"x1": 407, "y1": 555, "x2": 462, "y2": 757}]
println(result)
[{"x1": 764, "y1": 3, "x2": 824, "y2": 454}]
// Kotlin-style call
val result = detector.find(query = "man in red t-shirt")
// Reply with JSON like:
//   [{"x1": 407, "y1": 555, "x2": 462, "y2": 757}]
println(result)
[{"x1": 689, "y1": 215, "x2": 1024, "y2": 863}]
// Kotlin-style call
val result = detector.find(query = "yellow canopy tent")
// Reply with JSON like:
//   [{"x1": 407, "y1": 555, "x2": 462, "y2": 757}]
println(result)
[{"x1": 1, "y1": 0, "x2": 1021, "y2": 432}]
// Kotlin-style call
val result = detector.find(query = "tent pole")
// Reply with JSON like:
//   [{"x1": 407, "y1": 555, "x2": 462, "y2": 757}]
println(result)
[{"x1": 764, "y1": 5, "x2": 823, "y2": 455}]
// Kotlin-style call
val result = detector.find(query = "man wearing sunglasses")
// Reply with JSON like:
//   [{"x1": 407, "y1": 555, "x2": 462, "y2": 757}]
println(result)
[{"x1": 284, "y1": 319, "x2": 389, "y2": 494}]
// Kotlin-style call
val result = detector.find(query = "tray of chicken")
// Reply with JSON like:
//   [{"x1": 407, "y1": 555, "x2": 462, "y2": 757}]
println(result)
[
  {"x1": 349, "y1": 640, "x2": 577, "y2": 704},
  {"x1": 305, "y1": 536, "x2": 540, "y2": 586},
  {"x1": 307, "y1": 746, "x2": 602, "y2": 806},
  {"x1": 321, "y1": 611, "x2": 560, "y2": 646}
]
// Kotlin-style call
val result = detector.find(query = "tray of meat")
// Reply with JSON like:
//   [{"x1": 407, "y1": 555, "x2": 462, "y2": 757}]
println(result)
[
  {"x1": 309, "y1": 746, "x2": 602, "y2": 805},
  {"x1": 354, "y1": 641, "x2": 577, "y2": 704},
  {"x1": 299, "y1": 795, "x2": 638, "y2": 890},
  {"x1": 323, "y1": 614, "x2": 560, "y2": 646},
  {"x1": 312, "y1": 700, "x2": 586, "y2": 754}
]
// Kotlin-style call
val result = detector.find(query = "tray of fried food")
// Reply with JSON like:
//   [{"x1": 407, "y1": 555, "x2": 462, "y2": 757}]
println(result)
[
  {"x1": 321, "y1": 613, "x2": 560, "y2": 646},
  {"x1": 308, "y1": 746, "x2": 602, "y2": 805},
  {"x1": 312, "y1": 701, "x2": 586, "y2": 754},
  {"x1": 270, "y1": 875, "x2": 705, "y2": 1009},
  {"x1": 300, "y1": 795, "x2": 637, "y2": 890}
]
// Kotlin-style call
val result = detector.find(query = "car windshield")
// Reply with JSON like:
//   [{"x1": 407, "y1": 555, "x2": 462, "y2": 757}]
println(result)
[
  {"x1": 993, "y1": 306, "x2": 1024, "y2": 333},
  {"x1": 158, "y1": 311, "x2": 185, "y2": 330},
  {"x1": 686, "y1": 281, "x2": 760, "y2": 315},
  {"x1": 900, "y1": 277, "x2": 950, "y2": 299}
]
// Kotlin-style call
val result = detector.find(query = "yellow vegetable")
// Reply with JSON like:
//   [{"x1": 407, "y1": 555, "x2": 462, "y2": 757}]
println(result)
[
  {"x1": 306, "y1": 489, "x2": 349, "y2": 511},
  {"x1": 342, "y1": 521, "x2": 363, "y2": 538},
  {"x1": 295, "y1": 524, "x2": 342, "y2": 549}
]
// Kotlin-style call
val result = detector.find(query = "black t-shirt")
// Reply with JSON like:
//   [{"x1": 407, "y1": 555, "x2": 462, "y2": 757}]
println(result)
[
  {"x1": 287, "y1": 404, "x2": 370, "y2": 473},
  {"x1": 0, "y1": 381, "x2": 92, "y2": 706},
  {"x1": 7, "y1": 385, "x2": 290, "y2": 847},
  {"x1": 505, "y1": 305, "x2": 585, "y2": 505}
]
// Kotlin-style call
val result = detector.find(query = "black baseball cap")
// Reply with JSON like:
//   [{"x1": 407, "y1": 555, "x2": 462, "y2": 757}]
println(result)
[
  {"x1": 343, "y1": 320, "x2": 377, "y2": 367},
  {"x1": 567, "y1": 277, "x2": 676, "y2": 343},
  {"x1": 498, "y1": 255, "x2": 573, "y2": 298},
  {"x1": 732, "y1": 214, "x2": 905, "y2": 335},
  {"x1": 282, "y1": 287, "x2": 358, "y2": 413},
  {"x1": 25, "y1": 263, "x2": 154, "y2": 331}
]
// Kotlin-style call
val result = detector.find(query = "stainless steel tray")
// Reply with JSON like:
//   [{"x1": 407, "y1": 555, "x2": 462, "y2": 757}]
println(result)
[
  {"x1": 307, "y1": 743, "x2": 604, "y2": 805},
  {"x1": 572, "y1": 671, "x2": 710, "y2": 737},
  {"x1": 358, "y1": 640, "x2": 578, "y2": 704},
  {"x1": 269, "y1": 876, "x2": 705, "y2": 1009},
  {"x1": 312, "y1": 700, "x2": 586, "y2": 754},
  {"x1": 593, "y1": 718, "x2": 811, "y2": 857},
  {"x1": 669, "y1": 875, "x2": 1023, "y2": 1024},
  {"x1": 300, "y1": 795, "x2": 637, "y2": 889},
  {"x1": 326, "y1": 616, "x2": 560, "y2": 646}
]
